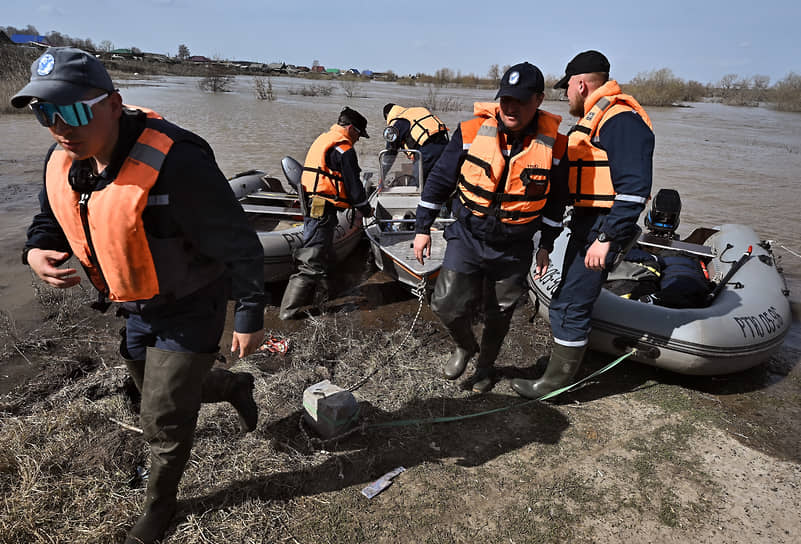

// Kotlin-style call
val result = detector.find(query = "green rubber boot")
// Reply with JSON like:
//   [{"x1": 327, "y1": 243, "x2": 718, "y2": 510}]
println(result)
[
  {"x1": 511, "y1": 344, "x2": 587, "y2": 399},
  {"x1": 125, "y1": 348, "x2": 214, "y2": 544},
  {"x1": 431, "y1": 268, "x2": 482, "y2": 380},
  {"x1": 202, "y1": 368, "x2": 259, "y2": 432}
]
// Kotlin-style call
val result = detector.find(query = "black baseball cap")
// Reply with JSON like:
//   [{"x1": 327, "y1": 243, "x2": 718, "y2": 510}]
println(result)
[
  {"x1": 554, "y1": 50, "x2": 610, "y2": 89},
  {"x1": 495, "y1": 62, "x2": 544, "y2": 101},
  {"x1": 11, "y1": 47, "x2": 115, "y2": 108},
  {"x1": 339, "y1": 106, "x2": 369, "y2": 138}
]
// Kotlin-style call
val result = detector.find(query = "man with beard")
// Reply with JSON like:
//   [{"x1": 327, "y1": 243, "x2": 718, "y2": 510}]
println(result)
[{"x1": 512, "y1": 50, "x2": 655, "y2": 399}]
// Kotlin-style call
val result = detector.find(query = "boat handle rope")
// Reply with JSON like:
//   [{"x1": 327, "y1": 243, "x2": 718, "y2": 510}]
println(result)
[
  {"x1": 303, "y1": 349, "x2": 637, "y2": 447},
  {"x1": 774, "y1": 241, "x2": 801, "y2": 260}
]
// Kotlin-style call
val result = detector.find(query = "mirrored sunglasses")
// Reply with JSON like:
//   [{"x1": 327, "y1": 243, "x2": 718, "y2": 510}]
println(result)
[{"x1": 29, "y1": 93, "x2": 110, "y2": 128}]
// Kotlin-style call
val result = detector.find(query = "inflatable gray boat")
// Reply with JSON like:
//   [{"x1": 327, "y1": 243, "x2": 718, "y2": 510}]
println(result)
[
  {"x1": 528, "y1": 223, "x2": 792, "y2": 375},
  {"x1": 229, "y1": 168, "x2": 363, "y2": 282}
]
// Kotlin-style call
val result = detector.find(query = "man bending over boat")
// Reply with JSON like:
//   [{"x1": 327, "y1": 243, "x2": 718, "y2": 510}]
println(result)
[
  {"x1": 512, "y1": 50, "x2": 655, "y2": 399},
  {"x1": 279, "y1": 107, "x2": 374, "y2": 319},
  {"x1": 413, "y1": 62, "x2": 568, "y2": 393},
  {"x1": 382, "y1": 103, "x2": 450, "y2": 182},
  {"x1": 13, "y1": 47, "x2": 266, "y2": 543}
]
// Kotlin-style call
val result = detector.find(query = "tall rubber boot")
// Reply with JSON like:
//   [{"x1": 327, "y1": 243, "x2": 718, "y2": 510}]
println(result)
[
  {"x1": 431, "y1": 268, "x2": 482, "y2": 380},
  {"x1": 278, "y1": 274, "x2": 317, "y2": 320},
  {"x1": 469, "y1": 275, "x2": 522, "y2": 392},
  {"x1": 511, "y1": 344, "x2": 587, "y2": 399},
  {"x1": 441, "y1": 316, "x2": 479, "y2": 380},
  {"x1": 469, "y1": 311, "x2": 514, "y2": 393},
  {"x1": 125, "y1": 348, "x2": 215, "y2": 544},
  {"x1": 201, "y1": 368, "x2": 259, "y2": 432},
  {"x1": 280, "y1": 246, "x2": 326, "y2": 320}
]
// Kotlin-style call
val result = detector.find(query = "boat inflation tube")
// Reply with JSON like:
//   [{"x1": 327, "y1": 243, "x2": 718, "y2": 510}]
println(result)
[{"x1": 302, "y1": 380, "x2": 360, "y2": 439}]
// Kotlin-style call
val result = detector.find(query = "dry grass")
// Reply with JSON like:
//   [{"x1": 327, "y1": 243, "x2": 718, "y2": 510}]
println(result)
[
  {"x1": 0, "y1": 45, "x2": 38, "y2": 114},
  {"x1": 0, "y1": 287, "x2": 555, "y2": 543},
  {"x1": 2, "y1": 278, "x2": 799, "y2": 543}
]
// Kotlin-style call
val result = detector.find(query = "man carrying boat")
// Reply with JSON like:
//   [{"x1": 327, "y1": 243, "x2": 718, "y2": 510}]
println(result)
[
  {"x1": 13, "y1": 47, "x2": 266, "y2": 544},
  {"x1": 413, "y1": 62, "x2": 568, "y2": 393},
  {"x1": 279, "y1": 107, "x2": 373, "y2": 319},
  {"x1": 512, "y1": 50, "x2": 655, "y2": 399},
  {"x1": 382, "y1": 103, "x2": 449, "y2": 181}
]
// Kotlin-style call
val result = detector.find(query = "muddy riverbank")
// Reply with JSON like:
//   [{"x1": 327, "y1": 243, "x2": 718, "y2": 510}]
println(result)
[{"x1": 1, "y1": 76, "x2": 800, "y2": 542}]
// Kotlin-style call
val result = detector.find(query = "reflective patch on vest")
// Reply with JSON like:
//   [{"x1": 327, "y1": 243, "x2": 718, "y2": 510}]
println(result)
[
  {"x1": 147, "y1": 194, "x2": 170, "y2": 206},
  {"x1": 335, "y1": 145, "x2": 348, "y2": 154},
  {"x1": 535, "y1": 134, "x2": 555, "y2": 148},
  {"x1": 477, "y1": 125, "x2": 497, "y2": 138},
  {"x1": 129, "y1": 142, "x2": 166, "y2": 172},
  {"x1": 596, "y1": 97, "x2": 612, "y2": 111}
]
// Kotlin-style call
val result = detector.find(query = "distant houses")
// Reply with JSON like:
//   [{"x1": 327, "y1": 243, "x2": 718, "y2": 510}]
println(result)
[{"x1": 0, "y1": 33, "x2": 383, "y2": 79}]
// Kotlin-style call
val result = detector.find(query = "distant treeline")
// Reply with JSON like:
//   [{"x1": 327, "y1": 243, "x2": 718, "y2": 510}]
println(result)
[{"x1": 2, "y1": 24, "x2": 799, "y2": 113}]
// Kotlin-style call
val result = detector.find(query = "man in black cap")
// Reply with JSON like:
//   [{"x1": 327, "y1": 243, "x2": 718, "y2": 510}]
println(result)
[
  {"x1": 512, "y1": 50, "x2": 655, "y2": 399},
  {"x1": 382, "y1": 103, "x2": 449, "y2": 181},
  {"x1": 13, "y1": 47, "x2": 266, "y2": 543},
  {"x1": 279, "y1": 106, "x2": 373, "y2": 319},
  {"x1": 412, "y1": 62, "x2": 568, "y2": 392}
]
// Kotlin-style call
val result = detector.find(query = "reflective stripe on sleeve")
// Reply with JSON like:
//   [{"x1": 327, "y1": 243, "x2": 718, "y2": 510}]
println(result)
[
  {"x1": 615, "y1": 194, "x2": 648, "y2": 204},
  {"x1": 418, "y1": 200, "x2": 441, "y2": 210},
  {"x1": 542, "y1": 216, "x2": 562, "y2": 228},
  {"x1": 146, "y1": 194, "x2": 169, "y2": 206}
]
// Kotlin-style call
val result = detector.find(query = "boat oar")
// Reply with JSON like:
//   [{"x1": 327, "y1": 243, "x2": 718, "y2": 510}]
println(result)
[{"x1": 707, "y1": 245, "x2": 752, "y2": 303}]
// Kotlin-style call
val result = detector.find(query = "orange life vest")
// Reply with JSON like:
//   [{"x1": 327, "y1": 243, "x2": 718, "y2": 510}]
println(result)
[
  {"x1": 456, "y1": 102, "x2": 563, "y2": 225},
  {"x1": 301, "y1": 124, "x2": 355, "y2": 209},
  {"x1": 46, "y1": 109, "x2": 173, "y2": 302},
  {"x1": 567, "y1": 80, "x2": 653, "y2": 208},
  {"x1": 386, "y1": 105, "x2": 448, "y2": 148}
]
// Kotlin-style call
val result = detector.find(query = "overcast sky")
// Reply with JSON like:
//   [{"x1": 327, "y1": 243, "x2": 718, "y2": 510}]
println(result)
[{"x1": 4, "y1": 0, "x2": 799, "y2": 85}]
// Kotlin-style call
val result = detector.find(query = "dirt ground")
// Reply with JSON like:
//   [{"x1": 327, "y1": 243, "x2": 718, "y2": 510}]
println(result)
[{"x1": 1, "y1": 241, "x2": 799, "y2": 544}]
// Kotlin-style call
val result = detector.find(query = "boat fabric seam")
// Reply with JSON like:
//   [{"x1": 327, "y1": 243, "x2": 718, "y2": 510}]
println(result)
[
  {"x1": 533, "y1": 287, "x2": 789, "y2": 356},
  {"x1": 593, "y1": 318, "x2": 790, "y2": 356}
]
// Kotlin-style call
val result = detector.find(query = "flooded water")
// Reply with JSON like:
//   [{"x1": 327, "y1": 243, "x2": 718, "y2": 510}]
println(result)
[{"x1": 1, "y1": 74, "x2": 800, "y2": 349}]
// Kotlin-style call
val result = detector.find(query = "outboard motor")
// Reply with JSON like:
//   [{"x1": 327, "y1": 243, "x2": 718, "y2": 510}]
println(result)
[{"x1": 645, "y1": 188, "x2": 681, "y2": 237}]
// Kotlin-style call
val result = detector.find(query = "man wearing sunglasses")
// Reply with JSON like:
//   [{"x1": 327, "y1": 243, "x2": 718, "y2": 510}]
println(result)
[{"x1": 12, "y1": 47, "x2": 266, "y2": 544}]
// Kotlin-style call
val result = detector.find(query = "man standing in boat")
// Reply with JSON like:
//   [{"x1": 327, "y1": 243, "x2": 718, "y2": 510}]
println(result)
[
  {"x1": 279, "y1": 107, "x2": 373, "y2": 319},
  {"x1": 382, "y1": 103, "x2": 449, "y2": 181},
  {"x1": 13, "y1": 47, "x2": 266, "y2": 543},
  {"x1": 512, "y1": 50, "x2": 655, "y2": 399},
  {"x1": 413, "y1": 62, "x2": 568, "y2": 392}
]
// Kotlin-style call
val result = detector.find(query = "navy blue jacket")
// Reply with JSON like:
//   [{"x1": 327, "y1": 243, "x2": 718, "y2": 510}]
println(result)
[
  {"x1": 25, "y1": 108, "x2": 266, "y2": 333},
  {"x1": 586, "y1": 110, "x2": 655, "y2": 243}
]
